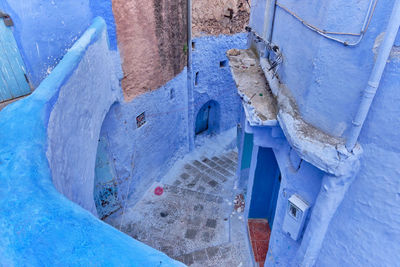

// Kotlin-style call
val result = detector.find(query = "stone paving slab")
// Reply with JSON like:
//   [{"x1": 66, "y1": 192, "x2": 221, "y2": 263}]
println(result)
[
  {"x1": 104, "y1": 149, "x2": 252, "y2": 267},
  {"x1": 105, "y1": 183, "x2": 231, "y2": 257}
]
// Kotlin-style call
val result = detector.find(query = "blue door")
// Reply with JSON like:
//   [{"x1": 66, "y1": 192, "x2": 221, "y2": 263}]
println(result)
[
  {"x1": 195, "y1": 104, "x2": 210, "y2": 134},
  {"x1": 249, "y1": 147, "x2": 281, "y2": 225},
  {"x1": 0, "y1": 13, "x2": 31, "y2": 102}
]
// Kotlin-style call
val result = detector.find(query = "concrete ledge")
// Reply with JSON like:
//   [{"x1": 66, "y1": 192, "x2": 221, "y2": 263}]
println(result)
[
  {"x1": 228, "y1": 49, "x2": 278, "y2": 127},
  {"x1": 259, "y1": 57, "x2": 362, "y2": 176}
]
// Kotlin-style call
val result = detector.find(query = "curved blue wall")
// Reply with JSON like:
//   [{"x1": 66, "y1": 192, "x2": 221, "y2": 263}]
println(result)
[{"x1": 0, "y1": 17, "x2": 183, "y2": 266}]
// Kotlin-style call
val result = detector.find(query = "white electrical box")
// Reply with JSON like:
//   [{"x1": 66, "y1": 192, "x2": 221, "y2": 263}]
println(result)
[{"x1": 282, "y1": 194, "x2": 310, "y2": 241}]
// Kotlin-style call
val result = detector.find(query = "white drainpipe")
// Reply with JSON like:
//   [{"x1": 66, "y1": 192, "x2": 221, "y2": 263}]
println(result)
[
  {"x1": 346, "y1": 0, "x2": 400, "y2": 151},
  {"x1": 296, "y1": 5, "x2": 400, "y2": 265},
  {"x1": 295, "y1": 169, "x2": 359, "y2": 266}
]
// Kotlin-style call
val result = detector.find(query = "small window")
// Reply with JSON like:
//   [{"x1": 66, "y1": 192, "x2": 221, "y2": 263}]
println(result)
[
  {"x1": 220, "y1": 60, "x2": 228, "y2": 68},
  {"x1": 136, "y1": 112, "x2": 146, "y2": 128},
  {"x1": 195, "y1": 72, "x2": 199, "y2": 86}
]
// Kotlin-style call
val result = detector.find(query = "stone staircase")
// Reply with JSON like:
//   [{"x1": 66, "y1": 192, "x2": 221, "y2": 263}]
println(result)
[{"x1": 105, "y1": 149, "x2": 253, "y2": 267}]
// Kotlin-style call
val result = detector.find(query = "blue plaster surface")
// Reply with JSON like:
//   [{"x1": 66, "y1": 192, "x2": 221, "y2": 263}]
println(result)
[
  {"x1": 195, "y1": 100, "x2": 220, "y2": 135},
  {"x1": 0, "y1": 17, "x2": 183, "y2": 266},
  {"x1": 96, "y1": 34, "x2": 249, "y2": 213},
  {"x1": 94, "y1": 136, "x2": 121, "y2": 219},
  {"x1": 0, "y1": 0, "x2": 119, "y2": 87},
  {"x1": 46, "y1": 23, "x2": 121, "y2": 216},
  {"x1": 240, "y1": 123, "x2": 324, "y2": 266},
  {"x1": 248, "y1": 147, "x2": 280, "y2": 224},
  {"x1": 315, "y1": 28, "x2": 400, "y2": 266},
  {"x1": 192, "y1": 34, "x2": 248, "y2": 137},
  {"x1": 98, "y1": 69, "x2": 190, "y2": 209},
  {"x1": 245, "y1": 1, "x2": 400, "y2": 266},
  {"x1": 254, "y1": 0, "x2": 400, "y2": 140}
]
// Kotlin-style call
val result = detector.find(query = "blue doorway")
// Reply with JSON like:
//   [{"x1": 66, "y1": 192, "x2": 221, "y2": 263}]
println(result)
[
  {"x1": 195, "y1": 100, "x2": 220, "y2": 135},
  {"x1": 249, "y1": 147, "x2": 281, "y2": 225},
  {"x1": 0, "y1": 14, "x2": 31, "y2": 102}
]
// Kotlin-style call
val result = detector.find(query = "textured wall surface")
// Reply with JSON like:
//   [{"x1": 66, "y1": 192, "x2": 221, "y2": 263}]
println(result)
[
  {"x1": 0, "y1": 0, "x2": 119, "y2": 88},
  {"x1": 112, "y1": 0, "x2": 187, "y2": 100},
  {"x1": 192, "y1": 34, "x2": 247, "y2": 137},
  {"x1": 95, "y1": 34, "x2": 248, "y2": 216},
  {"x1": 239, "y1": 123, "x2": 324, "y2": 266},
  {"x1": 251, "y1": 0, "x2": 399, "y2": 139},
  {"x1": 46, "y1": 26, "x2": 120, "y2": 216},
  {"x1": 94, "y1": 135, "x2": 121, "y2": 219},
  {"x1": 97, "y1": 69, "x2": 189, "y2": 211},
  {"x1": 246, "y1": 1, "x2": 400, "y2": 266},
  {"x1": 0, "y1": 18, "x2": 183, "y2": 266},
  {"x1": 192, "y1": 0, "x2": 250, "y2": 36}
]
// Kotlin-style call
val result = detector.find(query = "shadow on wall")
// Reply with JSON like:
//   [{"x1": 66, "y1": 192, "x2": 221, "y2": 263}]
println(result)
[
  {"x1": 195, "y1": 100, "x2": 220, "y2": 136},
  {"x1": 94, "y1": 102, "x2": 124, "y2": 220}
]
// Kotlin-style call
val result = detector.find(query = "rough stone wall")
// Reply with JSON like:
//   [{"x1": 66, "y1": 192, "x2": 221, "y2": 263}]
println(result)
[
  {"x1": 112, "y1": 0, "x2": 187, "y2": 101},
  {"x1": 192, "y1": 0, "x2": 250, "y2": 36}
]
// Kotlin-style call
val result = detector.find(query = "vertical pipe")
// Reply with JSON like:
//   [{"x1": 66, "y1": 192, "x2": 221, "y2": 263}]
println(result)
[
  {"x1": 187, "y1": 0, "x2": 194, "y2": 151},
  {"x1": 296, "y1": 168, "x2": 359, "y2": 266},
  {"x1": 263, "y1": 0, "x2": 277, "y2": 59},
  {"x1": 264, "y1": 0, "x2": 277, "y2": 42},
  {"x1": 346, "y1": 0, "x2": 400, "y2": 151}
]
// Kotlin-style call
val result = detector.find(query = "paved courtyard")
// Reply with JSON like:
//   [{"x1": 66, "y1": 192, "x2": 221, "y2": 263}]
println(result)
[{"x1": 105, "y1": 145, "x2": 253, "y2": 266}]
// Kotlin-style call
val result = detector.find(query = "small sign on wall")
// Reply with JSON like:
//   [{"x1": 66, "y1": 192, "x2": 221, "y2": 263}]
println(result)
[{"x1": 136, "y1": 112, "x2": 146, "y2": 128}]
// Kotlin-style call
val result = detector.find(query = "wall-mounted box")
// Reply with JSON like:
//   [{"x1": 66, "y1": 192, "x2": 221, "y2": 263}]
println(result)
[{"x1": 282, "y1": 194, "x2": 310, "y2": 241}]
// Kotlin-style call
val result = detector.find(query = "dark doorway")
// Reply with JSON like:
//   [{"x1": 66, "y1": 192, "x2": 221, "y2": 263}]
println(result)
[
  {"x1": 248, "y1": 147, "x2": 281, "y2": 266},
  {"x1": 195, "y1": 100, "x2": 220, "y2": 135},
  {"x1": 249, "y1": 147, "x2": 281, "y2": 224}
]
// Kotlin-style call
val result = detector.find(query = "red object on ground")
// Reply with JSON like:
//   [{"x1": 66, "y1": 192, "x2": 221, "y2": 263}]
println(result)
[
  {"x1": 154, "y1": 186, "x2": 164, "y2": 196},
  {"x1": 248, "y1": 219, "x2": 271, "y2": 267}
]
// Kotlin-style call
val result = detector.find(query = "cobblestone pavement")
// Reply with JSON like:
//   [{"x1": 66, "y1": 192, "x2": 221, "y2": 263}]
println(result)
[{"x1": 105, "y1": 149, "x2": 253, "y2": 266}]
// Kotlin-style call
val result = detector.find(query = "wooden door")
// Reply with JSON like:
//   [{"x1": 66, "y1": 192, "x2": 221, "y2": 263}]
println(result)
[{"x1": 0, "y1": 15, "x2": 31, "y2": 102}]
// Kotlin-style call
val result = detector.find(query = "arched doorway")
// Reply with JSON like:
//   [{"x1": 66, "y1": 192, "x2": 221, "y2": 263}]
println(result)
[
  {"x1": 195, "y1": 100, "x2": 220, "y2": 135},
  {"x1": 93, "y1": 103, "x2": 121, "y2": 219}
]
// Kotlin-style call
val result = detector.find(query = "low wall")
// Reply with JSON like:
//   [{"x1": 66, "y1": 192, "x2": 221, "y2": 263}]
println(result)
[
  {"x1": 0, "y1": 17, "x2": 183, "y2": 266},
  {"x1": 46, "y1": 18, "x2": 120, "y2": 216}
]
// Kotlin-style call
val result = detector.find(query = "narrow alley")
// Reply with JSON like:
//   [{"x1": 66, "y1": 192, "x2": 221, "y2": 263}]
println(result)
[{"x1": 105, "y1": 132, "x2": 253, "y2": 266}]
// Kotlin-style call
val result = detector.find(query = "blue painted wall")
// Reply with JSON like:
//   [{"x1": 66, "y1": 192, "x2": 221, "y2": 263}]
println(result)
[
  {"x1": 248, "y1": 147, "x2": 280, "y2": 225},
  {"x1": 241, "y1": 132, "x2": 254, "y2": 170},
  {"x1": 46, "y1": 22, "x2": 121, "y2": 216},
  {"x1": 94, "y1": 135, "x2": 121, "y2": 219},
  {"x1": 192, "y1": 34, "x2": 247, "y2": 138},
  {"x1": 98, "y1": 69, "x2": 189, "y2": 209},
  {"x1": 248, "y1": 1, "x2": 400, "y2": 266},
  {"x1": 94, "y1": 34, "x2": 249, "y2": 214},
  {"x1": 195, "y1": 100, "x2": 220, "y2": 135},
  {"x1": 239, "y1": 124, "x2": 324, "y2": 266},
  {"x1": 0, "y1": 17, "x2": 183, "y2": 266},
  {"x1": 0, "y1": 0, "x2": 118, "y2": 87}
]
